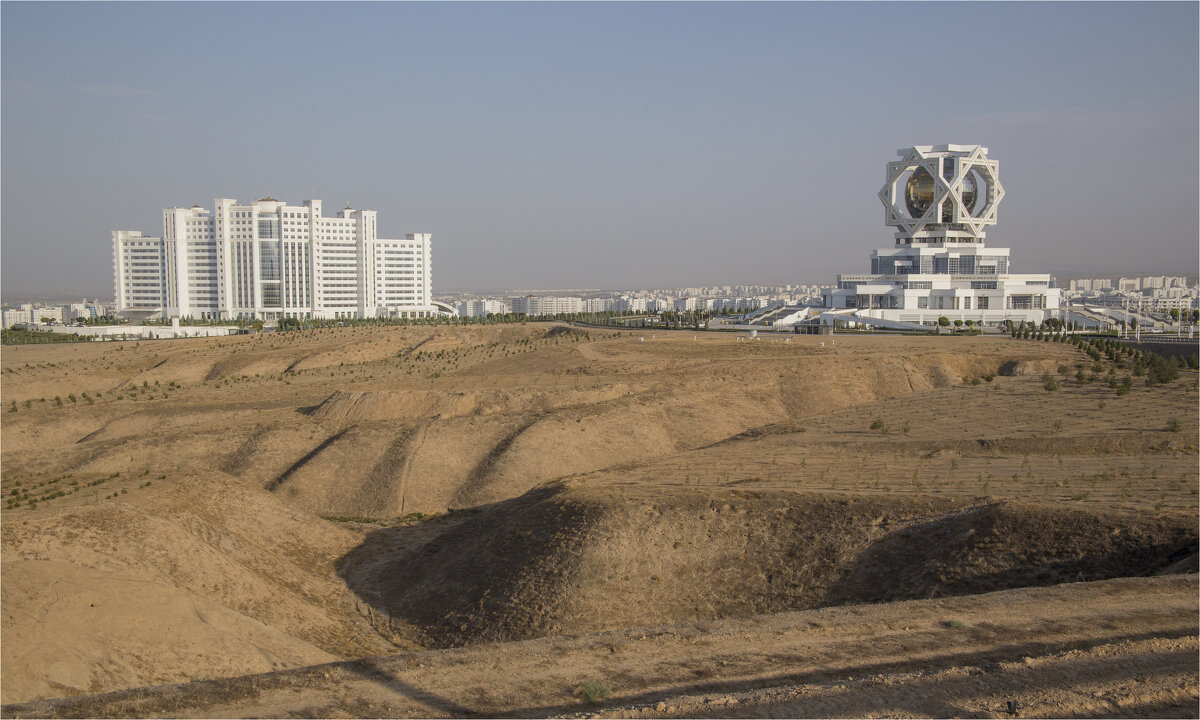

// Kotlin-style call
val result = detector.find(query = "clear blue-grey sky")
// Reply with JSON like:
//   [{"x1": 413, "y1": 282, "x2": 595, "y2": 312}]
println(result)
[{"x1": 3, "y1": 1, "x2": 1197, "y2": 297}]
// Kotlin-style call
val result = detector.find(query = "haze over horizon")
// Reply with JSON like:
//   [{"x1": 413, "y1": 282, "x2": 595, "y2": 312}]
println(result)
[{"x1": 3, "y1": 2, "x2": 1197, "y2": 299}]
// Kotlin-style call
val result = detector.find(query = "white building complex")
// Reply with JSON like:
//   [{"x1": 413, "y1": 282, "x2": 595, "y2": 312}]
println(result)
[
  {"x1": 457, "y1": 298, "x2": 509, "y2": 318},
  {"x1": 508, "y1": 295, "x2": 586, "y2": 316},
  {"x1": 823, "y1": 145, "x2": 1060, "y2": 326},
  {"x1": 113, "y1": 197, "x2": 434, "y2": 321}
]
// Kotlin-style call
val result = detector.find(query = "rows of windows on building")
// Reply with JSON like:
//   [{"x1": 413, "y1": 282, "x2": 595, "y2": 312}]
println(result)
[
  {"x1": 453, "y1": 294, "x2": 791, "y2": 318},
  {"x1": 449, "y1": 284, "x2": 826, "y2": 318},
  {"x1": 3, "y1": 301, "x2": 110, "y2": 329},
  {"x1": 113, "y1": 198, "x2": 435, "y2": 321},
  {"x1": 824, "y1": 242, "x2": 1063, "y2": 323},
  {"x1": 1064, "y1": 276, "x2": 1199, "y2": 312}
]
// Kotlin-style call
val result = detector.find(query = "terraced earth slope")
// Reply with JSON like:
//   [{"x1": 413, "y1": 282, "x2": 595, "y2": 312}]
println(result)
[{"x1": 1, "y1": 323, "x2": 1196, "y2": 715}]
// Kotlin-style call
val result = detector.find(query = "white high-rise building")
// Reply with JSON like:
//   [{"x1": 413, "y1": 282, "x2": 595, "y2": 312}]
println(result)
[
  {"x1": 113, "y1": 230, "x2": 166, "y2": 318},
  {"x1": 823, "y1": 145, "x2": 1061, "y2": 325},
  {"x1": 113, "y1": 197, "x2": 435, "y2": 321}
]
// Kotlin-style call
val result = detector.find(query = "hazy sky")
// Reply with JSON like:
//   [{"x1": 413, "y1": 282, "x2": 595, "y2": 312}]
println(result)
[{"x1": 3, "y1": 2, "x2": 1197, "y2": 298}]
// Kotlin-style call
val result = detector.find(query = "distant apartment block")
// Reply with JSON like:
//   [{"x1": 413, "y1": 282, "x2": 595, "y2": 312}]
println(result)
[
  {"x1": 3, "y1": 309, "x2": 31, "y2": 328},
  {"x1": 457, "y1": 298, "x2": 509, "y2": 318},
  {"x1": 113, "y1": 197, "x2": 434, "y2": 321},
  {"x1": 1066, "y1": 276, "x2": 1198, "y2": 314},
  {"x1": 3, "y1": 301, "x2": 109, "y2": 329},
  {"x1": 4, "y1": 305, "x2": 60, "y2": 327},
  {"x1": 508, "y1": 296, "x2": 585, "y2": 316}
]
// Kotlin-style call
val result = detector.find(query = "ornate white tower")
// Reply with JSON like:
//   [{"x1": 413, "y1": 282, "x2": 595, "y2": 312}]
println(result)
[
  {"x1": 878, "y1": 144, "x2": 1004, "y2": 245},
  {"x1": 821, "y1": 144, "x2": 1060, "y2": 326}
]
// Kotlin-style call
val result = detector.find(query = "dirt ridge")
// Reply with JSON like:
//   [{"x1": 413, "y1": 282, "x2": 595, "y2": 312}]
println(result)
[{"x1": 342, "y1": 486, "x2": 1197, "y2": 648}]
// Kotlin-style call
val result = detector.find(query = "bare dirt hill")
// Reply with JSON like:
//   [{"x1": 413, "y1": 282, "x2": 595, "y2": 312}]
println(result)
[
  {"x1": 2, "y1": 324, "x2": 1197, "y2": 712},
  {"x1": 0, "y1": 471, "x2": 396, "y2": 703},
  {"x1": 3, "y1": 326, "x2": 1091, "y2": 521},
  {"x1": 340, "y1": 484, "x2": 1196, "y2": 648}
]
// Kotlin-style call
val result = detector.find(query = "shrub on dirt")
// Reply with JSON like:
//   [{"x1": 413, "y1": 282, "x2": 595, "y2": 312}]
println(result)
[
  {"x1": 575, "y1": 682, "x2": 612, "y2": 703},
  {"x1": 1145, "y1": 356, "x2": 1180, "y2": 386}
]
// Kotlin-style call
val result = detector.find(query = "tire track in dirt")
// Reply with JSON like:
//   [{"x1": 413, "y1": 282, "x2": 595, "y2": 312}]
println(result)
[
  {"x1": 393, "y1": 421, "x2": 432, "y2": 516},
  {"x1": 346, "y1": 421, "x2": 433, "y2": 517}
]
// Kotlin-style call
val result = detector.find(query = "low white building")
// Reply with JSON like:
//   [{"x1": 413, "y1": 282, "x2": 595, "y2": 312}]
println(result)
[
  {"x1": 457, "y1": 298, "x2": 508, "y2": 318},
  {"x1": 508, "y1": 296, "x2": 584, "y2": 316}
]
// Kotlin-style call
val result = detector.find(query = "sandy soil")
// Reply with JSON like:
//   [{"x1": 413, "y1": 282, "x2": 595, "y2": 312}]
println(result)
[
  {"x1": 1, "y1": 324, "x2": 1197, "y2": 714},
  {"x1": 4, "y1": 575, "x2": 1195, "y2": 718}
]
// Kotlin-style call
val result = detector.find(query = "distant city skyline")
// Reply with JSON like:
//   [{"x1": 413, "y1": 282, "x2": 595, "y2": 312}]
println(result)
[
  {"x1": 4, "y1": 272, "x2": 1199, "y2": 307},
  {"x1": 3, "y1": 2, "x2": 1197, "y2": 298}
]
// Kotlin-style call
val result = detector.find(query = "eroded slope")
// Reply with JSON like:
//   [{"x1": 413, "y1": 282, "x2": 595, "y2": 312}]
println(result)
[{"x1": 340, "y1": 484, "x2": 1197, "y2": 647}]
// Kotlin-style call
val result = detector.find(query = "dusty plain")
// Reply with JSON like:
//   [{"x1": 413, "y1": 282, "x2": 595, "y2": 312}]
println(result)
[{"x1": 1, "y1": 323, "x2": 1197, "y2": 717}]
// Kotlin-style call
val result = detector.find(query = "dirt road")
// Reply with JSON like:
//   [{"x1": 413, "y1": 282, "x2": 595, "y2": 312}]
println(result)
[{"x1": 5, "y1": 575, "x2": 1195, "y2": 719}]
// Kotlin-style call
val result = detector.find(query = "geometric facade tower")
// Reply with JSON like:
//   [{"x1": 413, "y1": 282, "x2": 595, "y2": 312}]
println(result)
[
  {"x1": 878, "y1": 144, "x2": 1004, "y2": 244},
  {"x1": 823, "y1": 145, "x2": 1060, "y2": 325}
]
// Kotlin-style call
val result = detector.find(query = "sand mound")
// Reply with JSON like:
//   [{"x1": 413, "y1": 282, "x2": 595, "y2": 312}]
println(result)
[
  {"x1": 0, "y1": 473, "x2": 395, "y2": 703},
  {"x1": 305, "y1": 385, "x2": 637, "y2": 425},
  {"x1": 277, "y1": 349, "x2": 1042, "y2": 518},
  {"x1": 997, "y1": 357, "x2": 1067, "y2": 376},
  {"x1": 342, "y1": 484, "x2": 1197, "y2": 647},
  {"x1": 823, "y1": 501, "x2": 1198, "y2": 604},
  {"x1": 1, "y1": 560, "x2": 335, "y2": 704},
  {"x1": 778, "y1": 350, "x2": 1008, "y2": 418}
]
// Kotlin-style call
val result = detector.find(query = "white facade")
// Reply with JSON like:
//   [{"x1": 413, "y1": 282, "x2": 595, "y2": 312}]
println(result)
[
  {"x1": 508, "y1": 296, "x2": 584, "y2": 316},
  {"x1": 823, "y1": 145, "x2": 1061, "y2": 325},
  {"x1": 3, "y1": 309, "x2": 31, "y2": 328},
  {"x1": 113, "y1": 230, "x2": 166, "y2": 316},
  {"x1": 29, "y1": 306, "x2": 64, "y2": 324},
  {"x1": 114, "y1": 198, "x2": 433, "y2": 321},
  {"x1": 584, "y1": 297, "x2": 612, "y2": 313},
  {"x1": 457, "y1": 298, "x2": 508, "y2": 318}
]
